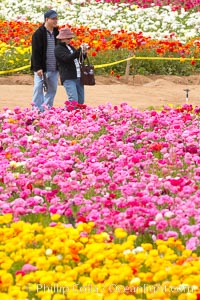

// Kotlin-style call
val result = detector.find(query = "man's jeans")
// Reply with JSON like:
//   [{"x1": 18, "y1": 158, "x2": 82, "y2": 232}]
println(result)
[
  {"x1": 32, "y1": 71, "x2": 58, "y2": 111},
  {"x1": 63, "y1": 78, "x2": 84, "y2": 104}
]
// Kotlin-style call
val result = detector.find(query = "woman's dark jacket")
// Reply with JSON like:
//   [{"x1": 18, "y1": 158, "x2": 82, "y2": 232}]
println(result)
[
  {"x1": 54, "y1": 42, "x2": 86, "y2": 84},
  {"x1": 31, "y1": 24, "x2": 59, "y2": 72}
]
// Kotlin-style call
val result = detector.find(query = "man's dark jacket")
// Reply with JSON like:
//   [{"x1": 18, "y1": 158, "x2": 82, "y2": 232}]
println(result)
[{"x1": 31, "y1": 24, "x2": 59, "y2": 72}]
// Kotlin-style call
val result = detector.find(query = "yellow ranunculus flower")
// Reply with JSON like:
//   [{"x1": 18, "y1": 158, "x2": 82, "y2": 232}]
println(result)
[
  {"x1": 13, "y1": 172, "x2": 20, "y2": 178},
  {"x1": 0, "y1": 293, "x2": 10, "y2": 300},
  {"x1": 114, "y1": 228, "x2": 128, "y2": 239},
  {"x1": 0, "y1": 249, "x2": 13, "y2": 268},
  {"x1": 141, "y1": 243, "x2": 153, "y2": 251},
  {"x1": 157, "y1": 244, "x2": 168, "y2": 253},
  {"x1": 138, "y1": 272, "x2": 148, "y2": 282},
  {"x1": 149, "y1": 249, "x2": 158, "y2": 257},
  {"x1": 88, "y1": 222, "x2": 95, "y2": 229},
  {"x1": 0, "y1": 214, "x2": 12, "y2": 224},
  {"x1": 0, "y1": 271, "x2": 13, "y2": 288},
  {"x1": 51, "y1": 214, "x2": 61, "y2": 221},
  {"x1": 92, "y1": 234, "x2": 107, "y2": 243},
  {"x1": 146, "y1": 289, "x2": 166, "y2": 299},
  {"x1": 28, "y1": 283, "x2": 37, "y2": 292},
  {"x1": 171, "y1": 281, "x2": 181, "y2": 290},
  {"x1": 104, "y1": 294, "x2": 119, "y2": 300},
  {"x1": 48, "y1": 256, "x2": 60, "y2": 265},
  {"x1": 35, "y1": 234, "x2": 44, "y2": 242},
  {"x1": 178, "y1": 293, "x2": 197, "y2": 300},
  {"x1": 101, "y1": 232, "x2": 110, "y2": 241},
  {"x1": 52, "y1": 294, "x2": 66, "y2": 300},
  {"x1": 77, "y1": 276, "x2": 94, "y2": 286},
  {"x1": 153, "y1": 270, "x2": 167, "y2": 282},
  {"x1": 55, "y1": 265, "x2": 64, "y2": 272},
  {"x1": 13, "y1": 254, "x2": 23, "y2": 262},
  {"x1": 130, "y1": 277, "x2": 141, "y2": 286},
  {"x1": 183, "y1": 277, "x2": 200, "y2": 286},
  {"x1": 95, "y1": 253, "x2": 105, "y2": 261},
  {"x1": 181, "y1": 268, "x2": 193, "y2": 276},
  {"x1": 106, "y1": 249, "x2": 117, "y2": 260},
  {"x1": 122, "y1": 295, "x2": 137, "y2": 300},
  {"x1": 127, "y1": 234, "x2": 137, "y2": 243},
  {"x1": 39, "y1": 274, "x2": 55, "y2": 285},
  {"x1": 36, "y1": 257, "x2": 50, "y2": 270},
  {"x1": 37, "y1": 291, "x2": 53, "y2": 299},
  {"x1": 8, "y1": 286, "x2": 28, "y2": 299},
  {"x1": 67, "y1": 229, "x2": 80, "y2": 241},
  {"x1": 77, "y1": 263, "x2": 93, "y2": 274},
  {"x1": 77, "y1": 223, "x2": 91, "y2": 234},
  {"x1": 80, "y1": 237, "x2": 89, "y2": 244},
  {"x1": 182, "y1": 250, "x2": 193, "y2": 258},
  {"x1": 7, "y1": 118, "x2": 16, "y2": 124}
]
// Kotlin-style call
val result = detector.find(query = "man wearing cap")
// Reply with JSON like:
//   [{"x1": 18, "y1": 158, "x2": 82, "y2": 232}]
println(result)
[
  {"x1": 54, "y1": 28, "x2": 87, "y2": 106},
  {"x1": 31, "y1": 10, "x2": 59, "y2": 111}
]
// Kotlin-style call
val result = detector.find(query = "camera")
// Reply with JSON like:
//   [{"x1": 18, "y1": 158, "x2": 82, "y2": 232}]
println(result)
[{"x1": 81, "y1": 43, "x2": 89, "y2": 51}]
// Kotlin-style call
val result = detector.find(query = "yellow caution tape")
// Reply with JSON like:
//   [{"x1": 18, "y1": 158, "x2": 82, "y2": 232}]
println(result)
[
  {"x1": 95, "y1": 56, "x2": 135, "y2": 68},
  {"x1": 134, "y1": 56, "x2": 200, "y2": 61},
  {"x1": 94, "y1": 56, "x2": 200, "y2": 68},
  {"x1": 0, "y1": 56, "x2": 199, "y2": 74},
  {"x1": 0, "y1": 65, "x2": 31, "y2": 75}
]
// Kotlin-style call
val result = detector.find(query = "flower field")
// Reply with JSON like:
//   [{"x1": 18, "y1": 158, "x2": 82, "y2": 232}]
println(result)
[
  {"x1": 0, "y1": 0, "x2": 200, "y2": 75},
  {"x1": 1, "y1": 1, "x2": 200, "y2": 299},
  {"x1": 1, "y1": 103, "x2": 200, "y2": 299}
]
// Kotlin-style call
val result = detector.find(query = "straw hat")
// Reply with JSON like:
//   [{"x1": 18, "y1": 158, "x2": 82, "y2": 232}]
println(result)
[{"x1": 56, "y1": 28, "x2": 74, "y2": 39}]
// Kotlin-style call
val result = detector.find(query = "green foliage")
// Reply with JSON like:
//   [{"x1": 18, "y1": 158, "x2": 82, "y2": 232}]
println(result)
[
  {"x1": 0, "y1": 46, "x2": 31, "y2": 75},
  {"x1": 90, "y1": 48, "x2": 200, "y2": 76},
  {"x1": 0, "y1": 46, "x2": 200, "y2": 76}
]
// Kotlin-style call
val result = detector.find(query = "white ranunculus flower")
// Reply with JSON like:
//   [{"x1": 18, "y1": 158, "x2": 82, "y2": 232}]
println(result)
[
  {"x1": 123, "y1": 249, "x2": 131, "y2": 255},
  {"x1": 132, "y1": 246, "x2": 144, "y2": 254},
  {"x1": 45, "y1": 248, "x2": 53, "y2": 255},
  {"x1": 57, "y1": 254, "x2": 63, "y2": 260},
  {"x1": 155, "y1": 212, "x2": 163, "y2": 222},
  {"x1": 164, "y1": 211, "x2": 174, "y2": 219},
  {"x1": 1, "y1": 0, "x2": 200, "y2": 41}
]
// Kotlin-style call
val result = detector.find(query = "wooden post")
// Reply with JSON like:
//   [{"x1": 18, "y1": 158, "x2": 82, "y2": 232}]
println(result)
[
  {"x1": 125, "y1": 58, "x2": 131, "y2": 84},
  {"x1": 125, "y1": 52, "x2": 134, "y2": 84}
]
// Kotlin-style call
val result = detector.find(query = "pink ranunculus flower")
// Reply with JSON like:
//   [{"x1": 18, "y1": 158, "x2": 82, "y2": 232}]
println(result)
[
  {"x1": 165, "y1": 231, "x2": 179, "y2": 239},
  {"x1": 156, "y1": 220, "x2": 168, "y2": 230},
  {"x1": 156, "y1": 233, "x2": 164, "y2": 240},
  {"x1": 32, "y1": 206, "x2": 47, "y2": 213},
  {"x1": 186, "y1": 237, "x2": 200, "y2": 250},
  {"x1": 21, "y1": 264, "x2": 38, "y2": 273}
]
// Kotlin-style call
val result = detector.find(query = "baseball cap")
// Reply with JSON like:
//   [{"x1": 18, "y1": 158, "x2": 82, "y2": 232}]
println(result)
[{"x1": 44, "y1": 10, "x2": 58, "y2": 19}]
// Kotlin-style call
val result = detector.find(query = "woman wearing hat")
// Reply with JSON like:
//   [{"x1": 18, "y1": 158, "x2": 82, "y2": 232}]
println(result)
[{"x1": 54, "y1": 28, "x2": 87, "y2": 105}]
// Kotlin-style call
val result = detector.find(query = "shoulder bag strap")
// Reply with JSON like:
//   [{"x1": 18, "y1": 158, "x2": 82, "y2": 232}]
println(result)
[
  {"x1": 79, "y1": 48, "x2": 84, "y2": 65},
  {"x1": 79, "y1": 48, "x2": 90, "y2": 66}
]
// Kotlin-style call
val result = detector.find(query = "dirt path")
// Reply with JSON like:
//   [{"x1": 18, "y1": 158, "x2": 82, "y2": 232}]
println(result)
[{"x1": 0, "y1": 75, "x2": 199, "y2": 111}]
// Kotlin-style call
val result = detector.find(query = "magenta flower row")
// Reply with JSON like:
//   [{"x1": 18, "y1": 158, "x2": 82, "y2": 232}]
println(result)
[{"x1": 0, "y1": 103, "x2": 200, "y2": 249}]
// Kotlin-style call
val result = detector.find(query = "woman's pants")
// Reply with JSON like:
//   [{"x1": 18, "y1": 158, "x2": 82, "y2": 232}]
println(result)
[{"x1": 63, "y1": 78, "x2": 84, "y2": 104}]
